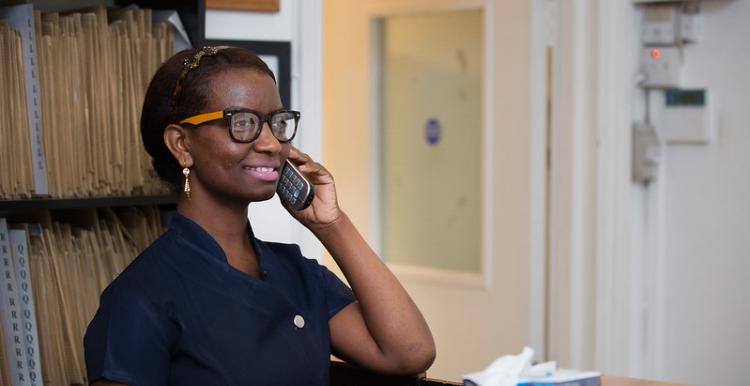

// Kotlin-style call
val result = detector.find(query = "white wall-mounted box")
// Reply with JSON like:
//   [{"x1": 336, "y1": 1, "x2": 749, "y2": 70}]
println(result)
[
  {"x1": 641, "y1": 47, "x2": 682, "y2": 88},
  {"x1": 641, "y1": 3, "x2": 678, "y2": 45},
  {"x1": 652, "y1": 89, "x2": 716, "y2": 144},
  {"x1": 638, "y1": 1, "x2": 703, "y2": 44}
]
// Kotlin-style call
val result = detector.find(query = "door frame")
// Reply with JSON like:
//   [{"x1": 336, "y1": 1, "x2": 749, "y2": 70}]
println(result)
[
  {"x1": 296, "y1": 0, "x2": 327, "y2": 261},
  {"x1": 548, "y1": 0, "x2": 659, "y2": 377}
]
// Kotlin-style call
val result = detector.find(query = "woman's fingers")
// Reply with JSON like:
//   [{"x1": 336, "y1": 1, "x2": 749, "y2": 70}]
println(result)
[
  {"x1": 287, "y1": 147, "x2": 333, "y2": 182},
  {"x1": 287, "y1": 147, "x2": 310, "y2": 163}
]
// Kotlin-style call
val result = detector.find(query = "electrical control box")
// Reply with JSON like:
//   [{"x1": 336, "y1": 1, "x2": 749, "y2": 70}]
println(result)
[
  {"x1": 641, "y1": 4, "x2": 678, "y2": 45},
  {"x1": 640, "y1": 4, "x2": 703, "y2": 45},
  {"x1": 641, "y1": 47, "x2": 682, "y2": 88},
  {"x1": 679, "y1": 12, "x2": 703, "y2": 43},
  {"x1": 651, "y1": 89, "x2": 716, "y2": 145},
  {"x1": 633, "y1": 122, "x2": 662, "y2": 183}
]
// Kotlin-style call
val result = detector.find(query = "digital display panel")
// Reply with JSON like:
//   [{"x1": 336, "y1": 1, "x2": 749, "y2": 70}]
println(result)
[{"x1": 666, "y1": 89, "x2": 705, "y2": 107}]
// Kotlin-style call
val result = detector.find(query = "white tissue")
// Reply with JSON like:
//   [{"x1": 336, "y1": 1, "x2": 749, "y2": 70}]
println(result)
[{"x1": 462, "y1": 346, "x2": 534, "y2": 386}]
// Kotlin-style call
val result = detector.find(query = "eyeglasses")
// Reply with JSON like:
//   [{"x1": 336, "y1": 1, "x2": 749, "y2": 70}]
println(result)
[{"x1": 179, "y1": 108, "x2": 301, "y2": 143}]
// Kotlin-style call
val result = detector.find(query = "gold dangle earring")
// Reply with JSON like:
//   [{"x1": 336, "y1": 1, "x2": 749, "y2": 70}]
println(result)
[{"x1": 183, "y1": 167, "x2": 191, "y2": 198}]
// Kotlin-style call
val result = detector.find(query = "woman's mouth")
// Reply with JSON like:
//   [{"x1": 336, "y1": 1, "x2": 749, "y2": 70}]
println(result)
[{"x1": 243, "y1": 166, "x2": 280, "y2": 182}]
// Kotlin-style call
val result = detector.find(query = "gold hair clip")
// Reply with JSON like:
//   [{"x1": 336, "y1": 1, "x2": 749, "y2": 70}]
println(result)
[{"x1": 172, "y1": 46, "x2": 231, "y2": 99}]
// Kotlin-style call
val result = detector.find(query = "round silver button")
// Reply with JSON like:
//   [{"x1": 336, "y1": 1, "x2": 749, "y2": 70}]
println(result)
[{"x1": 293, "y1": 314, "x2": 305, "y2": 329}]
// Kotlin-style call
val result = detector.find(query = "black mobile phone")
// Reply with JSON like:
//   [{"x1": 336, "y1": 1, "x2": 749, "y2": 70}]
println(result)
[{"x1": 277, "y1": 160, "x2": 315, "y2": 211}]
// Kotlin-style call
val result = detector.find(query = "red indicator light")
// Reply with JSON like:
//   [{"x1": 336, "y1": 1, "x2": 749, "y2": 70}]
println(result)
[{"x1": 650, "y1": 49, "x2": 662, "y2": 59}]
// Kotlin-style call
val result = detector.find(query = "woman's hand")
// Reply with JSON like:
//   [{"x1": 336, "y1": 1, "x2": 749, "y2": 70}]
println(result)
[{"x1": 283, "y1": 147, "x2": 343, "y2": 229}]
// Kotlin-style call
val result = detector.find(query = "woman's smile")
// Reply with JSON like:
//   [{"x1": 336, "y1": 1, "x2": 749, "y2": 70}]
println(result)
[{"x1": 243, "y1": 164, "x2": 281, "y2": 182}]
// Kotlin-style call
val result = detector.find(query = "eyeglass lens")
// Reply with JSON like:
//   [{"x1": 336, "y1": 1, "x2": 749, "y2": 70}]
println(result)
[{"x1": 230, "y1": 111, "x2": 297, "y2": 142}]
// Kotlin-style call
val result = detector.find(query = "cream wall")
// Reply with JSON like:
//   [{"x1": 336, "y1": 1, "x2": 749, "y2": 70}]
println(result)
[
  {"x1": 324, "y1": 0, "x2": 539, "y2": 380},
  {"x1": 322, "y1": 1, "x2": 373, "y2": 237}
]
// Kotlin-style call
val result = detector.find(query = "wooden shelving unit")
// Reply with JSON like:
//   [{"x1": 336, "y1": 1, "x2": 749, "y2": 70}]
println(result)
[{"x1": 0, "y1": 195, "x2": 177, "y2": 214}]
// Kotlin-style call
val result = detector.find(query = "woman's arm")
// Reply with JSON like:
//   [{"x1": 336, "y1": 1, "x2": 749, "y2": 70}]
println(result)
[
  {"x1": 315, "y1": 214, "x2": 436, "y2": 374},
  {"x1": 287, "y1": 149, "x2": 435, "y2": 375}
]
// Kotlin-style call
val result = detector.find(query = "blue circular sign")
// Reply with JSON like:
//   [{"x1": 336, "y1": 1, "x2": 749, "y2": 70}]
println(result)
[{"x1": 425, "y1": 118, "x2": 441, "y2": 145}]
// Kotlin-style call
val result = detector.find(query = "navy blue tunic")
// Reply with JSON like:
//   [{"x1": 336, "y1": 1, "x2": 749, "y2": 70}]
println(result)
[{"x1": 84, "y1": 213, "x2": 356, "y2": 386}]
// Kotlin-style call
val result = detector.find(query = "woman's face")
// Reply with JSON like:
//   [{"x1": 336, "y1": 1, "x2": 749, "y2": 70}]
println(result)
[{"x1": 187, "y1": 68, "x2": 289, "y2": 203}]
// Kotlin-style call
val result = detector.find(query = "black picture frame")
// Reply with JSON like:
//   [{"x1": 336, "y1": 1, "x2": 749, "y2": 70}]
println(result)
[{"x1": 204, "y1": 39, "x2": 292, "y2": 108}]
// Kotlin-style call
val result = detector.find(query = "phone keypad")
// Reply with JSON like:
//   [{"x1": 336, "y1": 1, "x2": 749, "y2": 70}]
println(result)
[{"x1": 278, "y1": 166, "x2": 313, "y2": 209}]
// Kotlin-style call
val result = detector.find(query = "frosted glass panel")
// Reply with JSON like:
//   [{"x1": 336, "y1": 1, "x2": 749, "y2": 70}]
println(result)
[{"x1": 381, "y1": 10, "x2": 483, "y2": 273}]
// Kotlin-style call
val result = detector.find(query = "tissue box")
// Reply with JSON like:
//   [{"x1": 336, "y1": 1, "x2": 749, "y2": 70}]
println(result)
[{"x1": 517, "y1": 369, "x2": 601, "y2": 386}]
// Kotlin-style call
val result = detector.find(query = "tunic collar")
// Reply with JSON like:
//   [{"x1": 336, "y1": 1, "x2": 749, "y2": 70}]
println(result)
[{"x1": 168, "y1": 212, "x2": 266, "y2": 275}]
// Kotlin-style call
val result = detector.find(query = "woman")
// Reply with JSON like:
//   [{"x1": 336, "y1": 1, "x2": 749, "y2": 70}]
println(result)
[{"x1": 83, "y1": 46, "x2": 435, "y2": 386}]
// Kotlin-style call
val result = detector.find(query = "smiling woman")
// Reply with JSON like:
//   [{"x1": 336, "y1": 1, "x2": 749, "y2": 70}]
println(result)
[{"x1": 83, "y1": 46, "x2": 435, "y2": 386}]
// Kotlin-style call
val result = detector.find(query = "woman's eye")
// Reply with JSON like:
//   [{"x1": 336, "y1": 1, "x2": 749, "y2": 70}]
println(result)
[
  {"x1": 232, "y1": 113, "x2": 258, "y2": 129},
  {"x1": 272, "y1": 120, "x2": 287, "y2": 130}
]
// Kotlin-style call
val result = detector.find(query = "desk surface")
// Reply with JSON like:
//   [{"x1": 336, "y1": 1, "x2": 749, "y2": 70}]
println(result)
[
  {"x1": 420, "y1": 375, "x2": 687, "y2": 386},
  {"x1": 601, "y1": 375, "x2": 687, "y2": 386},
  {"x1": 330, "y1": 361, "x2": 687, "y2": 386}
]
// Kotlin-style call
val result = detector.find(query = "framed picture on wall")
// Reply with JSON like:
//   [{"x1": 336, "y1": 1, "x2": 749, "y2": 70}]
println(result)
[
  {"x1": 206, "y1": 0, "x2": 280, "y2": 12},
  {"x1": 204, "y1": 39, "x2": 291, "y2": 108}
]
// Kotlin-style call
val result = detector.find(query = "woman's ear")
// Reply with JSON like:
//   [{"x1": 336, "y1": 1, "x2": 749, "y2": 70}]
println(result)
[{"x1": 164, "y1": 124, "x2": 194, "y2": 168}]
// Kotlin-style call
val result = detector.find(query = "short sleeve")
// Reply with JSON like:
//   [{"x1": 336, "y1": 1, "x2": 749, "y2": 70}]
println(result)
[
  {"x1": 321, "y1": 265, "x2": 357, "y2": 319},
  {"x1": 84, "y1": 283, "x2": 176, "y2": 386}
]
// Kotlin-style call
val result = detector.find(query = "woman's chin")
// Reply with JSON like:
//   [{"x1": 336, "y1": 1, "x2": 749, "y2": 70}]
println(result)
[{"x1": 248, "y1": 189, "x2": 278, "y2": 203}]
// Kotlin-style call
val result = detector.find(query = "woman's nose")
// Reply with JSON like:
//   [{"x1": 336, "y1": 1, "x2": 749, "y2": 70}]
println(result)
[{"x1": 252, "y1": 122, "x2": 283, "y2": 153}]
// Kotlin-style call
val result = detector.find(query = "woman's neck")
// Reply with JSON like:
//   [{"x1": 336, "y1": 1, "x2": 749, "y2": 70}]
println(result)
[
  {"x1": 177, "y1": 192, "x2": 261, "y2": 276},
  {"x1": 176, "y1": 192, "x2": 251, "y2": 251}
]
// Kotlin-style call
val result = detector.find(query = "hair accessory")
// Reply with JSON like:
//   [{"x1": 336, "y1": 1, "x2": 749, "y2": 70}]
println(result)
[
  {"x1": 183, "y1": 167, "x2": 191, "y2": 198},
  {"x1": 172, "y1": 46, "x2": 231, "y2": 99}
]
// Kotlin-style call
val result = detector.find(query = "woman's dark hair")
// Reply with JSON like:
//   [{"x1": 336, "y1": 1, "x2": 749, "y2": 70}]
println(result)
[{"x1": 140, "y1": 46, "x2": 276, "y2": 191}]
